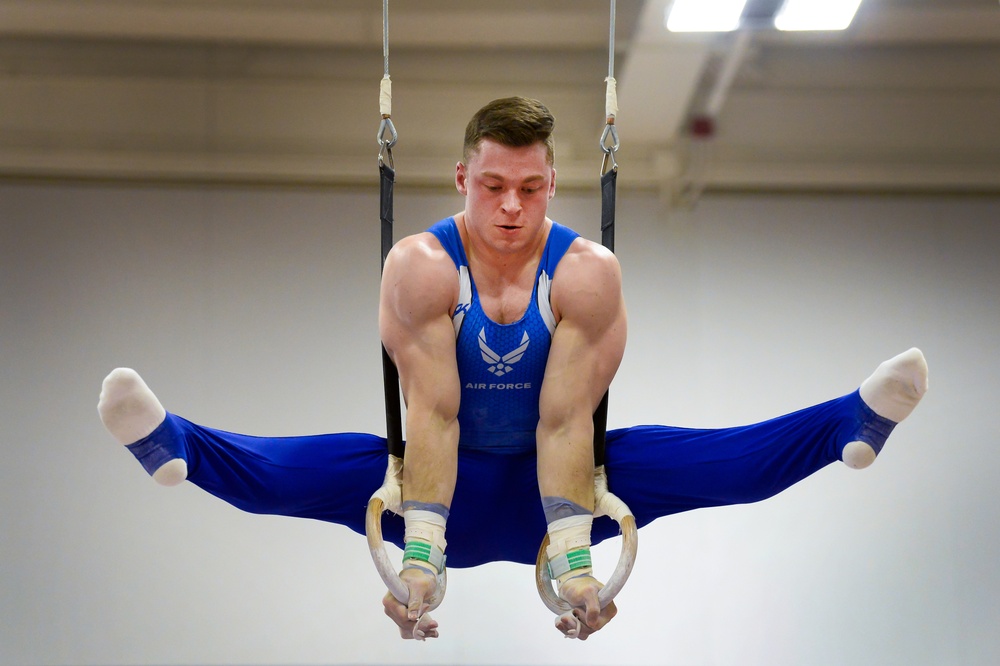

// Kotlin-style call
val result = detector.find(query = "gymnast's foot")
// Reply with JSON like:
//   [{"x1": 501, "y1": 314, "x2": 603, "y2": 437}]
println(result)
[
  {"x1": 842, "y1": 348, "x2": 929, "y2": 469},
  {"x1": 98, "y1": 368, "x2": 188, "y2": 486}
]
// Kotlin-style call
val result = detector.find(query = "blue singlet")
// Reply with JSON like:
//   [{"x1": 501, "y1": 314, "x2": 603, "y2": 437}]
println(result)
[{"x1": 427, "y1": 217, "x2": 579, "y2": 452}]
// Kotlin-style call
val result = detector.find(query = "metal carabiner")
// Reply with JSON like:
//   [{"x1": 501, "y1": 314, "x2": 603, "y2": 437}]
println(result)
[
  {"x1": 378, "y1": 116, "x2": 398, "y2": 168},
  {"x1": 600, "y1": 122, "x2": 619, "y2": 175}
]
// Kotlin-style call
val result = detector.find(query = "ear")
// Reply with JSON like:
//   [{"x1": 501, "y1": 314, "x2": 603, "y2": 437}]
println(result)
[
  {"x1": 455, "y1": 162, "x2": 468, "y2": 196},
  {"x1": 548, "y1": 167, "x2": 557, "y2": 200}
]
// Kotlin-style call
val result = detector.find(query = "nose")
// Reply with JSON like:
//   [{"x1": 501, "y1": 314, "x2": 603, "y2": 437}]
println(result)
[{"x1": 500, "y1": 188, "x2": 521, "y2": 215}]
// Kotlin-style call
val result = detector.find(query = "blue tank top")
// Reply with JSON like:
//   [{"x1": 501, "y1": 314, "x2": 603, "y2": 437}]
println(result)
[{"x1": 428, "y1": 217, "x2": 580, "y2": 452}]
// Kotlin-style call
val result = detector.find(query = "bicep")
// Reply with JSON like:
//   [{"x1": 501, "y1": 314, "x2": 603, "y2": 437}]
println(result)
[
  {"x1": 540, "y1": 248, "x2": 627, "y2": 424},
  {"x1": 379, "y1": 238, "x2": 461, "y2": 421}
]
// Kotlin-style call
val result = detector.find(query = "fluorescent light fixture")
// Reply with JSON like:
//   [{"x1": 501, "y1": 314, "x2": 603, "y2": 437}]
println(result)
[
  {"x1": 666, "y1": 0, "x2": 748, "y2": 32},
  {"x1": 774, "y1": 0, "x2": 863, "y2": 31}
]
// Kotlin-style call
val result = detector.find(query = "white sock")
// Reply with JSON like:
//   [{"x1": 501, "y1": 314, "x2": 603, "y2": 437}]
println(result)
[
  {"x1": 97, "y1": 368, "x2": 186, "y2": 486},
  {"x1": 859, "y1": 347, "x2": 929, "y2": 422},
  {"x1": 843, "y1": 348, "x2": 929, "y2": 469}
]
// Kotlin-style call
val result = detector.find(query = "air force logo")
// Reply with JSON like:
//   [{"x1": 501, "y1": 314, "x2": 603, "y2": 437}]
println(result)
[{"x1": 478, "y1": 327, "x2": 529, "y2": 377}]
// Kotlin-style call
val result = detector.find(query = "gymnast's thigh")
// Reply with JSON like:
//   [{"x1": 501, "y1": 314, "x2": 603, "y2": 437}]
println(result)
[
  {"x1": 600, "y1": 398, "x2": 851, "y2": 529},
  {"x1": 169, "y1": 414, "x2": 390, "y2": 531}
]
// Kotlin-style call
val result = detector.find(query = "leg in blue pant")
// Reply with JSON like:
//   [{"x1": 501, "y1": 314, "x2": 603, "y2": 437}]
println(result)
[
  {"x1": 600, "y1": 391, "x2": 891, "y2": 532},
  {"x1": 98, "y1": 349, "x2": 927, "y2": 569},
  {"x1": 133, "y1": 414, "x2": 392, "y2": 525}
]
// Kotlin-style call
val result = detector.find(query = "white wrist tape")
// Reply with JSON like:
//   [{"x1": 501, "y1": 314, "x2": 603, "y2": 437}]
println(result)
[
  {"x1": 403, "y1": 509, "x2": 447, "y2": 574},
  {"x1": 545, "y1": 514, "x2": 593, "y2": 584}
]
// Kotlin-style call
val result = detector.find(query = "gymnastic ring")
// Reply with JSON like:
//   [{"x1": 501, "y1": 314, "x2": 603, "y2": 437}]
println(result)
[
  {"x1": 534, "y1": 467, "x2": 638, "y2": 614},
  {"x1": 365, "y1": 455, "x2": 447, "y2": 610},
  {"x1": 534, "y1": 515, "x2": 637, "y2": 614}
]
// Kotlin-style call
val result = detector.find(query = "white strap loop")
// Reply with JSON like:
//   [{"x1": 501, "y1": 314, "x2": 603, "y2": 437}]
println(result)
[
  {"x1": 370, "y1": 453, "x2": 402, "y2": 513},
  {"x1": 593, "y1": 465, "x2": 629, "y2": 521}
]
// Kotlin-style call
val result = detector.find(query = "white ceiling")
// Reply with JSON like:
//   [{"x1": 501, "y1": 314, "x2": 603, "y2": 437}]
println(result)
[{"x1": 1, "y1": 0, "x2": 998, "y2": 195}]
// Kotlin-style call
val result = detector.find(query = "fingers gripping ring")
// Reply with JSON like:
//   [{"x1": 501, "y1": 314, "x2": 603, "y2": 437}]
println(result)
[
  {"x1": 535, "y1": 466, "x2": 637, "y2": 616},
  {"x1": 365, "y1": 455, "x2": 447, "y2": 610}
]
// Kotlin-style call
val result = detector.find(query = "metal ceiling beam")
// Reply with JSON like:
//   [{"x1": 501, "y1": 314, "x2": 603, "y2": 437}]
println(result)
[{"x1": 0, "y1": 0, "x2": 618, "y2": 49}]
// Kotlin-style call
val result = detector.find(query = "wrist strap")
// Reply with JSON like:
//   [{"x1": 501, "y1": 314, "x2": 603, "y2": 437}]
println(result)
[
  {"x1": 547, "y1": 547, "x2": 593, "y2": 580},
  {"x1": 403, "y1": 540, "x2": 446, "y2": 574},
  {"x1": 402, "y1": 507, "x2": 447, "y2": 575},
  {"x1": 545, "y1": 514, "x2": 594, "y2": 584}
]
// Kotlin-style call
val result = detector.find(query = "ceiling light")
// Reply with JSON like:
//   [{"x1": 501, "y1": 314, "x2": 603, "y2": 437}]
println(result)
[
  {"x1": 774, "y1": 0, "x2": 863, "y2": 31},
  {"x1": 666, "y1": 0, "x2": 749, "y2": 32}
]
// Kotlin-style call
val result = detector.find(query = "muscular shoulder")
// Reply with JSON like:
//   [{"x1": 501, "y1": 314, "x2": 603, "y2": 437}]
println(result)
[
  {"x1": 558, "y1": 236, "x2": 620, "y2": 273},
  {"x1": 381, "y1": 232, "x2": 459, "y2": 327},
  {"x1": 549, "y1": 237, "x2": 624, "y2": 324},
  {"x1": 385, "y1": 231, "x2": 456, "y2": 278}
]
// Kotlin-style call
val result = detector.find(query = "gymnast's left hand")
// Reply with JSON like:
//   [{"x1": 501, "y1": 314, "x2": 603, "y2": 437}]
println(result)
[
  {"x1": 382, "y1": 567, "x2": 440, "y2": 640},
  {"x1": 555, "y1": 575, "x2": 618, "y2": 640}
]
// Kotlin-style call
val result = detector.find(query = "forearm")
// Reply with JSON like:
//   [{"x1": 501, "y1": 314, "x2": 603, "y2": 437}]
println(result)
[
  {"x1": 537, "y1": 411, "x2": 599, "y2": 596},
  {"x1": 402, "y1": 409, "x2": 460, "y2": 510},
  {"x1": 536, "y1": 412, "x2": 595, "y2": 512}
]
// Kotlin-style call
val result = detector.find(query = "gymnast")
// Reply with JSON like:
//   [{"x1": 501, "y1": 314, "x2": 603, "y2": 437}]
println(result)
[{"x1": 98, "y1": 96, "x2": 928, "y2": 642}]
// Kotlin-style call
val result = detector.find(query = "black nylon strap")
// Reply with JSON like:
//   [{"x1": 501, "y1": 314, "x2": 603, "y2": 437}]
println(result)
[
  {"x1": 380, "y1": 162, "x2": 395, "y2": 270},
  {"x1": 600, "y1": 167, "x2": 617, "y2": 252},
  {"x1": 593, "y1": 167, "x2": 617, "y2": 466},
  {"x1": 380, "y1": 161, "x2": 404, "y2": 458}
]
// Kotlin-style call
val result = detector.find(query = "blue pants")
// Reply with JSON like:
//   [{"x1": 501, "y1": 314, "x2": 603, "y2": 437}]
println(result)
[{"x1": 127, "y1": 390, "x2": 894, "y2": 568}]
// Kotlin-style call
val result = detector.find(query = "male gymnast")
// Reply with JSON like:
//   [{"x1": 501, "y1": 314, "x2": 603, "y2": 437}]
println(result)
[{"x1": 98, "y1": 97, "x2": 928, "y2": 641}]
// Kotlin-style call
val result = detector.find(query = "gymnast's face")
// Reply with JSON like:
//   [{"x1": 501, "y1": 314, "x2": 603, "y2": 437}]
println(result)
[{"x1": 456, "y1": 139, "x2": 556, "y2": 255}]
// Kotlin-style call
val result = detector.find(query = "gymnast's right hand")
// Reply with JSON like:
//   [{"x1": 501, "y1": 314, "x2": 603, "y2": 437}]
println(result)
[
  {"x1": 555, "y1": 574, "x2": 618, "y2": 640},
  {"x1": 382, "y1": 567, "x2": 439, "y2": 640}
]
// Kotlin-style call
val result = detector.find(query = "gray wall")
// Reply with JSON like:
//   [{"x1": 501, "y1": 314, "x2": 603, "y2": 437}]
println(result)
[{"x1": 2, "y1": 181, "x2": 998, "y2": 665}]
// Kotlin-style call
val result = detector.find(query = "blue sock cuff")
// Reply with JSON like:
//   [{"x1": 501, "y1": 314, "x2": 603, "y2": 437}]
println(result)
[
  {"x1": 853, "y1": 392, "x2": 897, "y2": 456},
  {"x1": 125, "y1": 413, "x2": 186, "y2": 477}
]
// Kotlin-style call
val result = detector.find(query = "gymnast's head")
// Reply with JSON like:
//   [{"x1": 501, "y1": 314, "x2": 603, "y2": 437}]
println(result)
[{"x1": 463, "y1": 97, "x2": 556, "y2": 166}]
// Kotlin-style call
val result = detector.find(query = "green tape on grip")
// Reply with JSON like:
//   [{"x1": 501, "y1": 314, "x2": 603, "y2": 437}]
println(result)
[
  {"x1": 403, "y1": 540, "x2": 445, "y2": 572},
  {"x1": 548, "y1": 547, "x2": 593, "y2": 580}
]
